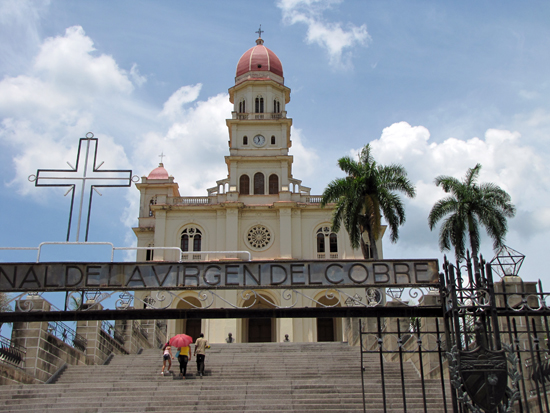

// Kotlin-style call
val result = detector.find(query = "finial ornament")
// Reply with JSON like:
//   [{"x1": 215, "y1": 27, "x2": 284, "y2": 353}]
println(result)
[
  {"x1": 256, "y1": 24, "x2": 264, "y2": 39},
  {"x1": 159, "y1": 152, "x2": 166, "y2": 164}
]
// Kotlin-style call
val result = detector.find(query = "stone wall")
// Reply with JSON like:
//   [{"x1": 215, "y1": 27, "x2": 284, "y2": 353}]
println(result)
[
  {"x1": 76, "y1": 303, "x2": 128, "y2": 365},
  {"x1": 11, "y1": 298, "x2": 88, "y2": 383},
  {"x1": 115, "y1": 318, "x2": 151, "y2": 354},
  {"x1": 0, "y1": 363, "x2": 37, "y2": 385}
]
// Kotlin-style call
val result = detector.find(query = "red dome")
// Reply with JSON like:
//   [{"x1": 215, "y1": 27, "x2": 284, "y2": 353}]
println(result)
[
  {"x1": 147, "y1": 163, "x2": 169, "y2": 180},
  {"x1": 236, "y1": 39, "x2": 283, "y2": 78}
]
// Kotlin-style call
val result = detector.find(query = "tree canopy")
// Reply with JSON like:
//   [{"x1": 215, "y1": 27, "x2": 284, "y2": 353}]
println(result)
[
  {"x1": 428, "y1": 163, "x2": 516, "y2": 263},
  {"x1": 321, "y1": 144, "x2": 416, "y2": 259}
]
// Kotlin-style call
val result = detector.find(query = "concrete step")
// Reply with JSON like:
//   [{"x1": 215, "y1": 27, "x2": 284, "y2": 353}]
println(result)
[{"x1": 0, "y1": 342, "x2": 450, "y2": 412}]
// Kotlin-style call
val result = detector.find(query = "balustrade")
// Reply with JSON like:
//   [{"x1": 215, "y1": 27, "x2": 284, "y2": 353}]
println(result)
[
  {"x1": 0, "y1": 335, "x2": 26, "y2": 368},
  {"x1": 47, "y1": 320, "x2": 87, "y2": 352}
]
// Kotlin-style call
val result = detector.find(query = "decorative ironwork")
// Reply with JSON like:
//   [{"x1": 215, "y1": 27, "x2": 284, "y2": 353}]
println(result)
[
  {"x1": 28, "y1": 133, "x2": 137, "y2": 241},
  {"x1": 458, "y1": 323, "x2": 508, "y2": 412},
  {"x1": 133, "y1": 321, "x2": 148, "y2": 339},
  {"x1": 387, "y1": 287, "x2": 404, "y2": 299},
  {"x1": 46, "y1": 320, "x2": 87, "y2": 352},
  {"x1": 530, "y1": 353, "x2": 550, "y2": 385},
  {"x1": 490, "y1": 245, "x2": 525, "y2": 279},
  {"x1": 366, "y1": 287, "x2": 382, "y2": 306},
  {"x1": 101, "y1": 320, "x2": 124, "y2": 345},
  {"x1": 0, "y1": 335, "x2": 26, "y2": 368},
  {"x1": 448, "y1": 343, "x2": 521, "y2": 413}
]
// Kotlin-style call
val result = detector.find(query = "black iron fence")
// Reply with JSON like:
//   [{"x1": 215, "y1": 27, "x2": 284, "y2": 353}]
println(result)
[
  {"x1": 360, "y1": 316, "x2": 450, "y2": 412},
  {"x1": 47, "y1": 320, "x2": 87, "y2": 352},
  {"x1": 443, "y1": 254, "x2": 550, "y2": 413},
  {"x1": 100, "y1": 320, "x2": 124, "y2": 345},
  {"x1": 0, "y1": 335, "x2": 26, "y2": 368}
]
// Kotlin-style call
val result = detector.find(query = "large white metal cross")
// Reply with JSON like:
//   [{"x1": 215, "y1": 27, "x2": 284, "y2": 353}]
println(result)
[{"x1": 29, "y1": 133, "x2": 135, "y2": 242}]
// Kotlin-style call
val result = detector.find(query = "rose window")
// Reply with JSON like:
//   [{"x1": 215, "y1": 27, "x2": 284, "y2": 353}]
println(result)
[{"x1": 247, "y1": 225, "x2": 272, "y2": 249}]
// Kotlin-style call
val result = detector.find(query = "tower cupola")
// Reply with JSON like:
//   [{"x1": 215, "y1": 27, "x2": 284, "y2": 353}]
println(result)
[{"x1": 235, "y1": 36, "x2": 284, "y2": 85}]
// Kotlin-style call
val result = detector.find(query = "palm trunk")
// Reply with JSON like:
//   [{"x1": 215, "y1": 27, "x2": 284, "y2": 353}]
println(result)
[
  {"x1": 471, "y1": 247, "x2": 480, "y2": 275},
  {"x1": 361, "y1": 223, "x2": 379, "y2": 260},
  {"x1": 468, "y1": 231, "x2": 480, "y2": 275}
]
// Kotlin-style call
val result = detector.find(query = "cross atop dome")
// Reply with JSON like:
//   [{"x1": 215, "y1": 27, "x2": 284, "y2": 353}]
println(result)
[{"x1": 255, "y1": 25, "x2": 264, "y2": 45}]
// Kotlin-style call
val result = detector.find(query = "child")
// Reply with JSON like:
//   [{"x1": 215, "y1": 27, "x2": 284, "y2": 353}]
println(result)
[{"x1": 161, "y1": 342, "x2": 173, "y2": 375}]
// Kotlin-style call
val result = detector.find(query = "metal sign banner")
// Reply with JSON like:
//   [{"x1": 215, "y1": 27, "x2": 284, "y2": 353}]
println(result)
[{"x1": 0, "y1": 259, "x2": 439, "y2": 292}]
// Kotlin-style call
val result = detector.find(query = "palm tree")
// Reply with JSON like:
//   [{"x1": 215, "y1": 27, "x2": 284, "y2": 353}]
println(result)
[
  {"x1": 428, "y1": 164, "x2": 516, "y2": 267},
  {"x1": 321, "y1": 144, "x2": 416, "y2": 259}
]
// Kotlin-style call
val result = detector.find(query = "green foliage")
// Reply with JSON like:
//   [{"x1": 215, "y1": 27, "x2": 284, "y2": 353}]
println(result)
[
  {"x1": 321, "y1": 144, "x2": 416, "y2": 259},
  {"x1": 428, "y1": 164, "x2": 516, "y2": 262}
]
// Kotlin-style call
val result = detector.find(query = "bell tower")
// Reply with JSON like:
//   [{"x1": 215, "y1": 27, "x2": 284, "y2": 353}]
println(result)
[{"x1": 226, "y1": 34, "x2": 293, "y2": 196}]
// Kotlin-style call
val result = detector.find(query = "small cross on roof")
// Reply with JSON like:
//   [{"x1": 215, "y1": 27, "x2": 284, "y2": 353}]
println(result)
[{"x1": 256, "y1": 25, "x2": 264, "y2": 38}]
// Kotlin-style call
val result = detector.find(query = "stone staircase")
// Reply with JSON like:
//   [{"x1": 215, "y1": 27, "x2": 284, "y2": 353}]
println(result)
[{"x1": 0, "y1": 342, "x2": 449, "y2": 412}]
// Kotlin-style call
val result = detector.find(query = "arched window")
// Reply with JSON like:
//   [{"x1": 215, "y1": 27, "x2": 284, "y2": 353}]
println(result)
[
  {"x1": 239, "y1": 99, "x2": 246, "y2": 113},
  {"x1": 329, "y1": 233, "x2": 338, "y2": 253},
  {"x1": 269, "y1": 174, "x2": 279, "y2": 194},
  {"x1": 181, "y1": 234, "x2": 189, "y2": 252},
  {"x1": 240, "y1": 175, "x2": 250, "y2": 195},
  {"x1": 243, "y1": 135, "x2": 248, "y2": 145},
  {"x1": 271, "y1": 135, "x2": 276, "y2": 145},
  {"x1": 316, "y1": 226, "x2": 338, "y2": 259},
  {"x1": 255, "y1": 97, "x2": 264, "y2": 113},
  {"x1": 273, "y1": 99, "x2": 280, "y2": 113},
  {"x1": 193, "y1": 234, "x2": 202, "y2": 252},
  {"x1": 254, "y1": 172, "x2": 265, "y2": 195},
  {"x1": 316, "y1": 233, "x2": 325, "y2": 254},
  {"x1": 181, "y1": 227, "x2": 203, "y2": 260}
]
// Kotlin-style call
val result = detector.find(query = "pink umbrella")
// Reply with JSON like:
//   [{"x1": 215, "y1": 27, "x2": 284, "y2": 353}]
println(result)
[{"x1": 169, "y1": 334, "x2": 193, "y2": 348}]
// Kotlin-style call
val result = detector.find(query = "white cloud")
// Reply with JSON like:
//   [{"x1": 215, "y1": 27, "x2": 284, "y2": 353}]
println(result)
[
  {"x1": 278, "y1": 0, "x2": 371, "y2": 69},
  {"x1": 361, "y1": 122, "x2": 550, "y2": 250},
  {"x1": 34, "y1": 26, "x2": 134, "y2": 96},
  {"x1": 129, "y1": 63, "x2": 147, "y2": 87},
  {"x1": 159, "y1": 84, "x2": 203, "y2": 122},
  {"x1": 288, "y1": 127, "x2": 320, "y2": 182},
  {"x1": 134, "y1": 92, "x2": 232, "y2": 196},
  {"x1": 0, "y1": 22, "x2": 242, "y2": 250},
  {"x1": 0, "y1": 26, "x2": 143, "y2": 200}
]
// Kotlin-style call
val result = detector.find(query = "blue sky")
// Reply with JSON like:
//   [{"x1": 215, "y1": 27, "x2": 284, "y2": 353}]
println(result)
[{"x1": 1, "y1": 0, "x2": 550, "y2": 287}]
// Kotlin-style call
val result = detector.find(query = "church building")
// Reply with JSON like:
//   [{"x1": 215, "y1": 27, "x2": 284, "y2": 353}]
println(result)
[{"x1": 133, "y1": 34, "x2": 384, "y2": 344}]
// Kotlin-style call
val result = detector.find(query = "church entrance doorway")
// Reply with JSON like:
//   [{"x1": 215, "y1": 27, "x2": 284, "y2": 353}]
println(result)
[
  {"x1": 241, "y1": 293, "x2": 276, "y2": 343},
  {"x1": 315, "y1": 294, "x2": 341, "y2": 342},
  {"x1": 316, "y1": 318, "x2": 335, "y2": 342},
  {"x1": 175, "y1": 296, "x2": 203, "y2": 340},
  {"x1": 247, "y1": 318, "x2": 273, "y2": 342}
]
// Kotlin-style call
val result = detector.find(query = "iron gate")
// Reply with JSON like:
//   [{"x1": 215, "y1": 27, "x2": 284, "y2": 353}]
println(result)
[
  {"x1": 359, "y1": 254, "x2": 550, "y2": 413},
  {"x1": 1, "y1": 256, "x2": 549, "y2": 412}
]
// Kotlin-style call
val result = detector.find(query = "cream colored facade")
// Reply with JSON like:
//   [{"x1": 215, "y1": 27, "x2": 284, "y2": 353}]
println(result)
[{"x1": 132, "y1": 37, "x2": 383, "y2": 344}]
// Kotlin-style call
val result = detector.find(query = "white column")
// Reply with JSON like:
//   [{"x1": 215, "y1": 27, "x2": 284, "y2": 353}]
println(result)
[
  {"x1": 279, "y1": 208, "x2": 292, "y2": 258},
  {"x1": 216, "y1": 210, "x2": 226, "y2": 251},
  {"x1": 225, "y1": 207, "x2": 239, "y2": 251},
  {"x1": 291, "y1": 209, "x2": 302, "y2": 258},
  {"x1": 153, "y1": 210, "x2": 167, "y2": 261}
]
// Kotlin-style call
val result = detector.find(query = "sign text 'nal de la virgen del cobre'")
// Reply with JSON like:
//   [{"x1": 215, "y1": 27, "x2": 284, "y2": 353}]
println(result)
[{"x1": 0, "y1": 260, "x2": 439, "y2": 292}]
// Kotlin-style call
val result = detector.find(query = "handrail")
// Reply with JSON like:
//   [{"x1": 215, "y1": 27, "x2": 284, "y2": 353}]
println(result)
[
  {"x1": 113, "y1": 246, "x2": 183, "y2": 262},
  {"x1": 0, "y1": 243, "x2": 251, "y2": 262},
  {"x1": 47, "y1": 320, "x2": 87, "y2": 352},
  {"x1": 0, "y1": 335, "x2": 26, "y2": 368},
  {"x1": 181, "y1": 251, "x2": 251, "y2": 261}
]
